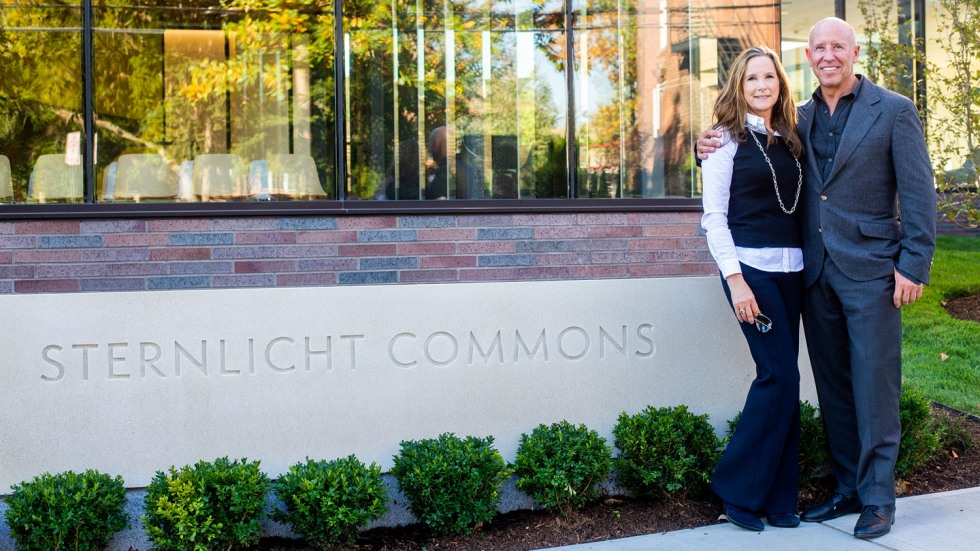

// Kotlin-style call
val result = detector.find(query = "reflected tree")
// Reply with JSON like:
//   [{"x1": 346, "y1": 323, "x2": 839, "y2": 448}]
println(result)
[
  {"x1": 0, "y1": 3, "x2": 84, "y2": 200},
  {"x1": 927, "y1": 0, "x2": 979, "y2": 228}
]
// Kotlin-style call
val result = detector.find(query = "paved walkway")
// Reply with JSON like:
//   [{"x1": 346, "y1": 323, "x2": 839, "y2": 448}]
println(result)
[{"x1": 541, "y1": 486, "x2": 980, "y2": 551}]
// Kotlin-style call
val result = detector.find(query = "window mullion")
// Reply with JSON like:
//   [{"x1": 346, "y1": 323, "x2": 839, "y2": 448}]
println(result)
[
  {"x1": 335, "y1": 0, "x2": 348, "y2": 200},
  {"x1": 83, "y1": 0, "x2": 95, "y2": 203},
  {"x1": 565, "y1": 0, "x2": 577, "y2": 198}
]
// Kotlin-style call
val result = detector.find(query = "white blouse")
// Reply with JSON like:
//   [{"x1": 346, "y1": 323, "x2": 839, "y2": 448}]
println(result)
[{"x1": 700, "y1": 113, "x2": 803, "y2": 279}]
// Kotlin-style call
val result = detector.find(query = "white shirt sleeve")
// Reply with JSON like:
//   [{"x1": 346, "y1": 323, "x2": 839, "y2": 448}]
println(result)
[{"x1": 700, "y1": 132, "x2": 742, "y2": 278}]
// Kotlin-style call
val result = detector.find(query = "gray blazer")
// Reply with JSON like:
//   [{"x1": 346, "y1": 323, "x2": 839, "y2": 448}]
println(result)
[{"x1": 797, "y1": 79, "x2": 936, "y2": 288}]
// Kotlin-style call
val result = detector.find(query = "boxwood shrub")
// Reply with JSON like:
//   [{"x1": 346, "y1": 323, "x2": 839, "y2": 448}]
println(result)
[
  {"x1": 272, "y1": 456, "x2": 388, "y2": 549},
  {"x1": 391, "y1": 433, "x2": 510, "y2": 536},
  {"x1": 4, "y1": 469, "x2": 128, "y2": 551},
  {"x1": 798, "y1": 400, "x2": 831, "y2": 484},
  {"x1": 514, "y1": 421, "x2": 612, "y2": 515},
  {"x1": 613, "y1": 405, "x2": 721, "y2": 498},
  {"x1": 143, "y1": 456, "x2": 270, "y2": 551},
  {"x1": 897, "y1": 383, "x2": 942, "y2": 478}
]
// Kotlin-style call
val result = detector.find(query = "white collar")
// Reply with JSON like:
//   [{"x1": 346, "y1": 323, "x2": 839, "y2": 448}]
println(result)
[{"x1": 745, "y1": 113, "x2": 779, "y2": 136}]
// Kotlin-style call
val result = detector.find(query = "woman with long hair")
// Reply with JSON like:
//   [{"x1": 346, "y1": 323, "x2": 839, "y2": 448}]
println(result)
[{"x1": 701, "y1": 45, "x2": 805, "y2": 532}]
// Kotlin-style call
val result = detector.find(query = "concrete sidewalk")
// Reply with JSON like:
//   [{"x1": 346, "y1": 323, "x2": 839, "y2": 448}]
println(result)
[{"x1": 541, "y1": 486, "x2": 980, "y2": 551}]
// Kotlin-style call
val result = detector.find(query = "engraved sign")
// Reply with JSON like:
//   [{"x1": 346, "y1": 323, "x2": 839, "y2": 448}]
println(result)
[{"x1": 0, "y1": 278, "x2": 814, "y2": 489}]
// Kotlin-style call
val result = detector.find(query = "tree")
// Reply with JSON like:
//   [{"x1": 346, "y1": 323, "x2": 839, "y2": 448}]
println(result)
[
  {"x1": 927, "y1": 0, "x2": 980, "y2": 229},
  {"x1": 858, "y1": 0, "x2": 918, "y2": 101},
  {"x1": 0, "y1": 4, "x2": 85, "y2": 199}
]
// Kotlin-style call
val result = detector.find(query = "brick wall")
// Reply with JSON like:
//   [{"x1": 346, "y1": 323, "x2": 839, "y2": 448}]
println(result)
[
  {"x1": 936, "y1": 218, "x2": 980, "y2": 238},
  {"x1": 0, "y1": 212, "x2": 714, "y2": 294},
  {"x1": 937, "y1": 222, "x2": 979, "y2": 237},
  {"x1": 936, "y1": 193, "x2": 980, "y2": 237}
]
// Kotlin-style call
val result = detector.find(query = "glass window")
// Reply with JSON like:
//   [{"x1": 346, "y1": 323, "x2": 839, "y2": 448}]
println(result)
[
  {"x1": 573, "y1": 0, "x2": 779, "y2": 199},
  {"x1": 846, "y1": 0, "x2": 921, "y2": 101},
  {"x1": 0, "y1": 1, "x2": 85, "y2": 204},
  {"x1": 92, "y1": 1, "x2": 336, "y2": 203},
  {"x1": 344, "y1": 0, "x2": 568, "y2": 200},
  {"x1": 574, "y1": 0, "x2": 648, "y2": 198},
  {"x1": 1, "y1": 0, "x2": 836, "y2": 209},
  {"x1": 780, "y1": 1, "x2": 836, "y2": 103}
]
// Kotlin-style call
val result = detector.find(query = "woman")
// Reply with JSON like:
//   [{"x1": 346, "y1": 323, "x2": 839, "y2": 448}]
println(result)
[{"x1": 701, "y1": 46, "x2": 804, "y2": 532}]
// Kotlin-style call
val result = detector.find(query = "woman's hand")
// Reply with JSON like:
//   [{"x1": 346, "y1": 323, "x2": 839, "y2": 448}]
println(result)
[{"x1": 725, "y1": 273, "x2": 759, "y2": 324}]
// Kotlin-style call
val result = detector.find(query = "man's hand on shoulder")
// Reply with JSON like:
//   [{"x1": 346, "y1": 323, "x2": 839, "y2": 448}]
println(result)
[{"x1": 697, "y1": 129, "x2": 723, "y2": 161}]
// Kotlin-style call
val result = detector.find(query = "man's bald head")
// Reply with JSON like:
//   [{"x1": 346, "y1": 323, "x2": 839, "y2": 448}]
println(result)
[{"x1": 808, "y1": 17, "x2": 857, "y2": 49}]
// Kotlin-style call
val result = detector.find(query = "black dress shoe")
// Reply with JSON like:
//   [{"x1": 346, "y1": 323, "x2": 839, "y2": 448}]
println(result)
[
  {"x1": 853, "y1": 505, "x2": 895, "y2": 539},
  {"x1": 766, "y1": 512, "x2": 801, "y2": 528},
  {"x1": 800, "y1": 493, "x2": 862, "y2": 522},
  {"x1": 723, "y1": 501, "x2": 764, "y2": 532}
]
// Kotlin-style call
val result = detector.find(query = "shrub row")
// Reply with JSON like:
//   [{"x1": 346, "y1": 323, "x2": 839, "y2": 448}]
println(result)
[{"x1": 4, "y1": 388, "x2": 970, "y2": 550}]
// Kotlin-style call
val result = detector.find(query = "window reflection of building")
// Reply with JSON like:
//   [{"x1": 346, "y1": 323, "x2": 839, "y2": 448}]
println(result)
[
  {"x1": 656, "y1": 0, "x2": 781, "y2": 198},
  {"x1": 345, "y1": 2, "x2": 568, "y2": 201},
  {"x1": 779, "y1": 1, "x2": 837, "y2": 103},
  {"x1": 1, "y1": 0, "x2": 958, "y2": 206}
]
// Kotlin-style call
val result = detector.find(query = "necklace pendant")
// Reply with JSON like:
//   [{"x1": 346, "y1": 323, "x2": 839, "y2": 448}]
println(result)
[{"x1": 749, "y1": 130, "x2": 802, "y2": 215}]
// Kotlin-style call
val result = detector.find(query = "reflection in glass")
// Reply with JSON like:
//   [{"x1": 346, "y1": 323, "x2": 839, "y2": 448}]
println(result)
[
  {"x1": 574, "y1": 0, "x2": 779, "y2": 198},
  {"x1": 0, "y1": 2, "x2": 85, "y2": 203},
  {"x1": 345, "y1": 0, "x2": 568, "y2": 200},
  {"x1": 92, "y1": 1, "x2": 336, "y2": 202},
  {"x1": 0, "y1": 1, "x2": 812, "y2": 206},
  {"x1": 781, "y1": 0, "x2": 834, "y2": 103},
  {"x1": 575, "y1": 0, "x2": 662, "y2": 198}
]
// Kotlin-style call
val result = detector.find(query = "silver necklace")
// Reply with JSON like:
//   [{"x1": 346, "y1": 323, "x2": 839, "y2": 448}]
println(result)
[{"x1": 749, "y1": 130, "x2": 802, "y2": 214}]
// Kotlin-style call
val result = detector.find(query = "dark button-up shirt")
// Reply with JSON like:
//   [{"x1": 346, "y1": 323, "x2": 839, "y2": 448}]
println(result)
[{"x1": 810, "y1": 76, "x2": 864, "y2": 182}]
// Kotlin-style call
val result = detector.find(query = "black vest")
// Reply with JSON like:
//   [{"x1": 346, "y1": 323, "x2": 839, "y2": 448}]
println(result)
[{"x1": 728, "y1": 130, "x2": 802, "y2": 248}]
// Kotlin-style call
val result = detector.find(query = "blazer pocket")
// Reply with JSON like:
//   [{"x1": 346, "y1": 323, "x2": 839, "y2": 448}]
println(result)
[
  {"x1": 854, "y1": 136, "x2": 889, "y2": 152},
  {"x1": 858, "y1": 220, "x2": 901, "y2": 241}
]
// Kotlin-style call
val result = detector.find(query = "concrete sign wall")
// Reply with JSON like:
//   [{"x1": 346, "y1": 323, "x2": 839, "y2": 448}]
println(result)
[{"x1": 0, "y1": 277, "x2": 815, "y2": 490}]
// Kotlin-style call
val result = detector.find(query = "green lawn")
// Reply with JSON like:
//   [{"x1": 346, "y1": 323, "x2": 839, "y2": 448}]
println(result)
[{"x1": 902, "y1": 235, "x2": 980, "y2": 415}]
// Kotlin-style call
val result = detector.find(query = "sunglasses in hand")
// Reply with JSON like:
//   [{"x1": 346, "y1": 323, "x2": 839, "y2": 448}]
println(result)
[{"x1": 754, "y1": 313, "x2": 772, "y2": 333}]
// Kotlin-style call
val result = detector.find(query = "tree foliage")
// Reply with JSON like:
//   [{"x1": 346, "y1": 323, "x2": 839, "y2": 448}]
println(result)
[
  {"x1": 926, "y1": 0, "x2": 980, "y2": 229},
  {"x1": 0, "y1": 0, "x2": 775, "y2": 202},
  {"x1": 858, "y1": 0, "x2": 980, "y2": 229},
  {"x1": 858, "y1": 0, "x2": 918, "y2": 101}
]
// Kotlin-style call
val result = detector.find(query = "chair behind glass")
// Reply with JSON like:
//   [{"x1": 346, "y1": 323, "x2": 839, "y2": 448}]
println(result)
[
  {"x1": 0, "y1": 155, "x2": 12, "y2": 202},
  {"x1": 29, "y1": 154, "x2": 83, "y2": 203},
  {"x1": 114, "y1": 154, "x2": 177, "y2": 202},
  {"x1": 192, "y1": 153, "x2": 247, "y2": 201},
  {"x1": 268, "y1": 153, "x2": 325, "y2": 199}
]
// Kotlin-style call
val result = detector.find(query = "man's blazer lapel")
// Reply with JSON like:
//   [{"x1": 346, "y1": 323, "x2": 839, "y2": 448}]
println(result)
[
  {"x1": 797, "y1": 100, "x2": 823, "y2": 190},
  {"x1": 824, "y1": 81, "x2": 882, "y2": 184}
]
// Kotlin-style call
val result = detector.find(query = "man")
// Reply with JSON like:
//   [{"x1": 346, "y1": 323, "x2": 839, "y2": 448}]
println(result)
[
  {"x1": 424, "y1": 126, "x2": 471, "y2": 200},
  {"x1": 697, "y1": 17, "x2": 936, "y2": 539}
]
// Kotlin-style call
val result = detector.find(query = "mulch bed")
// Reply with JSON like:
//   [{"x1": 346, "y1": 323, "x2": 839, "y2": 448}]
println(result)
[
  {"x1": 945, "y1": 293, "x2": 980, "y2": 324},
  {"x1": 256, "y1": 406, "x2": 980, "y2": 551}
]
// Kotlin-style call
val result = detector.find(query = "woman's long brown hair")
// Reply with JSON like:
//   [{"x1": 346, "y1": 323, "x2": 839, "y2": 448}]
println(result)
[{"x1": 712, "y1": 46, "x2": 802, "y2": 157}]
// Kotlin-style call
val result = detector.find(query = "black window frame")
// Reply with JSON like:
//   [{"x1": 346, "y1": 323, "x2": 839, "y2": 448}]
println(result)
[{"x1": 0, "y1": 0, "x2": 706, "y2": 220}]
